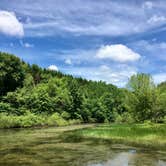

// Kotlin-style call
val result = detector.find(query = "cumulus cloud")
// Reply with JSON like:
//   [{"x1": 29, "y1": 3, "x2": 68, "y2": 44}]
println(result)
[
  {"x1": 64, "y1": 64, "x2": 137, "y2": 87},
  {"x1": 20, "y1": 40, "x2": 34, "y2": 48},
  {"x1": 0, "y1": 10, "x2": 24, "y2": 37},
  {"x1": 148, "y1": 15, "x2": 166, "y2": 24},
  {"x1": 48, "y1": 65, "x2": 58, "y2": 71},
  {"x1": 96, "y1": 44, "x2": 141, "y2": 62},
  {"x1": 142, "y1": 1, "x2": 153, "y2": 9},
  {"x1": 24, "y1": 43, "x2": 34, "y2": 48},
  {"x1": 65, "y1": 58, "x2": 72, "y2": 65},
  {"x1": 153, "y1": 73, "x2": 166, "y2": 84},
  {"x1": 95, "y1": 65, "x2": 137, "y2": 86}
]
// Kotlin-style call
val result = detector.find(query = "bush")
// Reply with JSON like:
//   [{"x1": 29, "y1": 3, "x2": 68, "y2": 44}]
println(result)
[
  {"x1": 47, "y1": 113, "x2": 68, "y2": 126},
  {"x1": 18, "y1": 112, "x2": 45, "y2": 127},
  {"x1": 0, "y1": 112, "x2": 45, "y2": 128},
  {"x1": 163, "y1": 116, "x2": 166, "y2": 124},
  {"x1": 0, "y1": 102, "x2": 15, "y2": 114},
  {"x1": 144, "y1": 120, "x2": 153, "y2": 125},
  {"x1": 0, "y1": 113, "x2": 20, "y2": 128},
  {"x1": 0, "y1": 112, "x2": 81, "y2": 128},
  {"x1": 68, "y1": 119, "x2": 82, "y2": 125},
  {"x1": 61, "y1": 111, "x2": 71, "y2": 120},
  {"x1": 115, "y1": 112, "x2": 135, "y2": 124}
]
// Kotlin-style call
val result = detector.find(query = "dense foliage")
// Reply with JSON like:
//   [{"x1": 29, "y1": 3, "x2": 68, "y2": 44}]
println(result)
[{"x1": 0, "y1": 52, "x2": 166, "y2": 127}]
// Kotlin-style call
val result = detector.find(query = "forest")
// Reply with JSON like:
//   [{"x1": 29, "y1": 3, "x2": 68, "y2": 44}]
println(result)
[{"x1": 0, "y1": 52, "x2": 166, "y2": 128}]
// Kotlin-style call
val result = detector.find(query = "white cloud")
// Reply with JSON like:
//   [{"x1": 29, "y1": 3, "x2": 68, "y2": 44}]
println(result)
[
  {"x1": 24, "y1": 43, "x2": 34, "y2": 48},
  {"x1": 48, "y1": 65, "x2": 58, "y2": 71},
  {"x1": 153, "y1": 73, "x2": 166, "y2": 84},
  {"x1": 25, "y1": 17, "x2": 31, "y2": 24},
  {"x1": 148, "y1": 15, "x2": 166, "y2": 24},
  {"x1": 96, "y1": 65, "x2": 137, "y2": 86},
  {"x1": 48, "y1": 49, "x2": 97, "y2": 65},
  {"x1": 0, "y1": 10, "x2": 24, "y2": 37},
  {"x1": 142, "y1": 1, "x2": 153, "y2": 9},
  {"x1": 133, "y1": 40, "x2": 166, "y2": 50},
  {"x1": 96, "y1": 44, "x2": 141, "y2": 62},
  {"x1": 132, "y1": 40, "x2": 166, "y2": 61},
  {"x1": 63, "y1": 64, "x2": 137, "y2": 87},
  {"x1": 20, "y1": 40, "x2": 34, "y2": 48},
  {"x1": 65, "y1": 58, "x2": 72, "y2": 65},
  {"x1": 3, "y1": 1, "x2": 166, "y2": 37}
]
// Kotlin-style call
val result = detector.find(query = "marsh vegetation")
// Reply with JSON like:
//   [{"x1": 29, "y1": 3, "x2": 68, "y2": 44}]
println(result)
[
  {"x1": 67, "y1": 124, "x2": 166, "y2": 150},
  {"x1": 0, "y1": 125, "x2": 166, "y2": 166}
]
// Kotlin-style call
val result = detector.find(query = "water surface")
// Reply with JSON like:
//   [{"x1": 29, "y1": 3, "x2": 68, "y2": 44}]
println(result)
[{"x1": 0, "y1": 125, "x2": 165, "y2": 166}]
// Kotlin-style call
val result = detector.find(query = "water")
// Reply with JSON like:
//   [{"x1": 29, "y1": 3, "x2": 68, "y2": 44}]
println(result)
[{"x1": 0, "y1": 125, "x2": 165, "y2": 166}]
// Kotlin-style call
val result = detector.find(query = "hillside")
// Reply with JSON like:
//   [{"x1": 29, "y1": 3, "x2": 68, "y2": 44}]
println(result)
[{"x1": 0, "y1": 52, "x2": 165, "y2": 128}]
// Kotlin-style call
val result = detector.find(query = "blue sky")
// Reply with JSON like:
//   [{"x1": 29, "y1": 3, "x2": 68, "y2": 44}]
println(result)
[{"x1": 0, "y1": 0, "x2": 166, "y2": 87}]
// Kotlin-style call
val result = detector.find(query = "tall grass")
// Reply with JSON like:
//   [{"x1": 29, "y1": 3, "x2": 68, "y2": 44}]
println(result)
[
  {"x1": 72, "y1": 123, "x2": 166, "y2": 150},
  {"x1": 0, "y1": 113, "x2": 81, "y2": 128}
]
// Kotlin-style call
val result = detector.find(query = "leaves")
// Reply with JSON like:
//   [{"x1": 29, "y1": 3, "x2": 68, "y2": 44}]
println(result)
[{"x1": 0, "y1": 53, "x2": 166, "y2": 126}]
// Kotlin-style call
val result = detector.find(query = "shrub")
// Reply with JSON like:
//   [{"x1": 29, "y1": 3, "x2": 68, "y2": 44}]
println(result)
[
  {"x1": 68, "y1": 119, "x2": 82, "y2": 125},
  {"x1": 61, "y1": 111, "x2": 71, "y2": 120},
  {"x1": 0, "y1": 102, "x2": 15, "y2": 114},
  {"x1": 18, "y1": 112, "x2": 45, "y2": 127},
  {"x1": 115, "y1": 112, "x2": 135, "y2": 124},
  {"x1": 0, "y1": 113, "x2": 20, "y2": 128},
  {"x1": 0, "y1": 112, "x2": 45, "y2": 128},
  {"x1": 163, "y1": 116, "x2": 166, "y2": 124},
  {"x1": 47, "y1": 113, "x2": 68, "y2": 126}
]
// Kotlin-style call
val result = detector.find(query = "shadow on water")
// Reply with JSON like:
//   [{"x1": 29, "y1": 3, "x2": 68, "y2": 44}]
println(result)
[{"x1": 0, "y1": 125, "x2": 166, "y2": 166}]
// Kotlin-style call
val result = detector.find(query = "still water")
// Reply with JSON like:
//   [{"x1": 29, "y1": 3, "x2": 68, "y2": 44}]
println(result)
[{"x1": 0, "y1": 125, "x2": 165, "y2": 166}]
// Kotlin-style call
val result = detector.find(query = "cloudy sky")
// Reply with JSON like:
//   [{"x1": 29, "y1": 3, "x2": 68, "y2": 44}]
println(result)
[{"x1": 0, "y1": 0, "x2": 166, "y2": 87}]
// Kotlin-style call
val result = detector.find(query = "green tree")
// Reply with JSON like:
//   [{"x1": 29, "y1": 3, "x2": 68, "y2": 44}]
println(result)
[
  {"x1": 30, "y1": 64, "x2": 42, "y2": 84},
  {"x1": 23, "y1": 73, "x2": 35, "y2": 88},
  {"x1": 47, "y1": 78, "x2": 72, "y2": 113},
  {"x1": 127, "y1": 73, "x2": 157, "y2": 122},
  {"x1": 0, "y1": 52, "x2": 25, "y2": 96},
  {"x1": 67, "y1": 79, "x2": 83, "y2": 119}
]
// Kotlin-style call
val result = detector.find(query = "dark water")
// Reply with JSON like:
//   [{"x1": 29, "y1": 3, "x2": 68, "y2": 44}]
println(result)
[{"x1": 0, "y1": 125, "x2": 166, "y2": 166}]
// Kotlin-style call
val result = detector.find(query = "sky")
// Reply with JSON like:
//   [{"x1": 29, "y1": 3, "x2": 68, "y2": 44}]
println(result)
[{"x1": 0, "y1": 0, "x2": 166, "y2": 87}]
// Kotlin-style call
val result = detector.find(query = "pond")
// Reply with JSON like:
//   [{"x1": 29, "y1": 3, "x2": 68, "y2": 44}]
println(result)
[{"x1": 0, "y1": 125, "x2": 166, "y2": 166}]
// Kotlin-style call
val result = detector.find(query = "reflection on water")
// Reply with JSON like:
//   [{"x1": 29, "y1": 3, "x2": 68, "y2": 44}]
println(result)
[
  {"x1": 89, "y1": 152, "x2": 133, "y2": 166},
  {"x1": 88, "y1": 152, "x2": 166, "y2": 166},
  {"x1": 0, "y1": 125, "x2": 166, "y2": 166}
]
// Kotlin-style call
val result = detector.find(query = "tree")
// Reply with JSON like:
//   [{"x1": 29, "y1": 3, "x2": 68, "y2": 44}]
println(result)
[
  {"x1": 30, "y1": 64, "x2": 42, "y2": 84},
  {"x1": 152, "y1": 91, "x2": 166, "y2": 122},
  {"x1": 127, "y1": 73, "x2": 157, "y2": 122},
  {"x1": 0, "y1": 52, "x2": 25, "y2": 96},
  {"x1": 67, "y1": 79, "x2": 83, "y2": 119},
  {"x1": 23, "y1": 73, "x2": 35, "y2": 88},
  {"x1": 2, "y1": 52, "x2": 165, "y2": 125},
  {"x1": 47, "y1": 78, "x2": 72, "y2": 113},
  {"x1": 101, "y1": 86, "x2": 129, "y2": 120}
]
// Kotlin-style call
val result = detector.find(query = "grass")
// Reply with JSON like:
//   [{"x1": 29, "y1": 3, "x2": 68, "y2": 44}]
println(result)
[
  {"x1": 1, "y1": 113, "x2": 166, "y2": 150},
  {"x1": 0, "y1": 113, "x2": 81, "y2": 128},
  {"x1": 68, "y1": 123, "x2": 166, "y2": 150}
]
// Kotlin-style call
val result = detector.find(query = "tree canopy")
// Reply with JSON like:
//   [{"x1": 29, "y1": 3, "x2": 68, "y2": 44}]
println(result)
[{"x1": 0, "y1": 52, "x2": 166, "y2": 125}]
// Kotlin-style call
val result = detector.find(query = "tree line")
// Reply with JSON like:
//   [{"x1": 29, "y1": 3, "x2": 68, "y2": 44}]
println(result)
[{"x1": 0, "y1": 52, "x2": 165, "y2": 127}]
